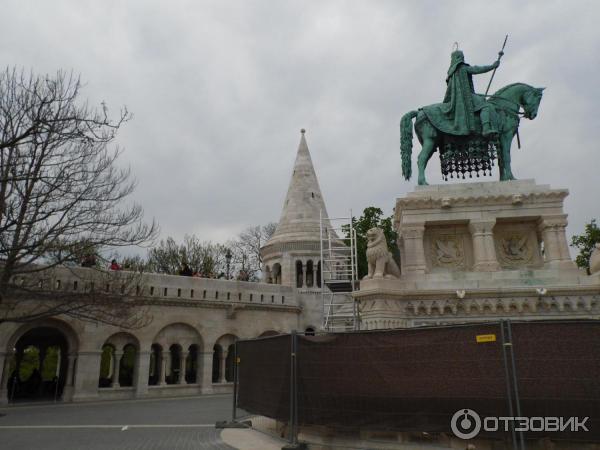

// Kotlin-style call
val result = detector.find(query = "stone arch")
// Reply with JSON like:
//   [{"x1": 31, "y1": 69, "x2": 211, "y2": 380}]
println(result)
[
  {"x1": 3, "y1": 319, "x2": 79, "y2": 403},
  {"x1": 103, "y1": 332, "x2": 140, "y2": 352},
  {"x1": 151, "y1": 323, "x2": 203, "y2": 386},
  {"x1": 98, "y1": 332, "x2": 140, "y2": 389},
  {"x1": 168, "y1": 343, "x2": 183, "y2": 384},
  {"x1": 306, "y1": 260, "x2": 314, "y2": 287},
  {"x1": 212, "y1": 345, "x2": 221, "y2": 383},
  {"x1": 264, "y1": 265, "x2": 272, "y2": 283},
  {"x1": 153, "y1": 323, "x2": 203, "y2": 352},
  {"x1": 296, "y1": 260, "x2": 303, "y2": 288},
  {"x1": 148, "y1": 343, "x2": 162, "y2": 386},
  {"x1": 185, "y1": 344, "x2": 199, "y2": 384},
  {"x1": 259, "y1": 330, "x2": 280, "y2": 337},
  {"x1": 98, "y1": 343, "x2": 116, "y2": 388},
  {"x1": 272, "y1": 263, "x2": 282, "y2": 285},
  {"x1": 316, "y1": 261, "x2": 322, "y2": 288},
  {"x1": 5, "y1": 318, "x2": 79, "y2": 355},
  {"x1": 213, "y1": 334, "x2": 238, "y2": 384},
  {"x1": 119, "y1": 344, "x2": 136, "y2": 387}
]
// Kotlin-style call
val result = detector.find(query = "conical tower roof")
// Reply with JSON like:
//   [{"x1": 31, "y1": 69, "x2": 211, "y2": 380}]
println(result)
[{"x1": 266, "y1": 129, "x2": 332, "y2": 246}]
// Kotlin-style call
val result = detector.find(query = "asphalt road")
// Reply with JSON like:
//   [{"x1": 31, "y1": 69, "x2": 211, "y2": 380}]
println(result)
[{"x1": 0, "y1": 394, "x2": 236, "y2": 450}]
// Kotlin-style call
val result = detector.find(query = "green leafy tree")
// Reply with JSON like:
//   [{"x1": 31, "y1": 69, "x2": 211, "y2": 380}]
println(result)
[
  {"x1": 571, "y1": 219, "x2": 600, "y2": 273},
  {"x1": 348, "y1": 207, "x2": 398, "y2": 278}
]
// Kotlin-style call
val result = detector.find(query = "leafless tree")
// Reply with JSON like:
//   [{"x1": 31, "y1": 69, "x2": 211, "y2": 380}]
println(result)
[
  {"x1": 0, "y1": 68, "x2": 157, "y2": 326},
  {"x1": 228, "y1": 223, "x2": 276, "y2": 281},
  {"x1": 146, "y1": 235, "x2": 227, "y2": 277}
]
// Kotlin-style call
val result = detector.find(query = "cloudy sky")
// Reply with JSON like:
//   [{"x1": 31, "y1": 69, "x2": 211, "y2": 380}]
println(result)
[{"x1": 2, "y1": 1, "x2": 599, "y2": 251}]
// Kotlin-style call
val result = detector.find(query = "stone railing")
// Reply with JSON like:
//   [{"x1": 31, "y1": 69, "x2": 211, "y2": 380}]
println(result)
[{"x1": 12, "y1": 265, "x2": 298, "y2": 310}]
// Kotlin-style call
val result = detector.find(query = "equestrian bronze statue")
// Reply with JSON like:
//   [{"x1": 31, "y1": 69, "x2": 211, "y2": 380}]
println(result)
[{"x1": 400, "y1": 47, "x2": 545, "y2": 185}]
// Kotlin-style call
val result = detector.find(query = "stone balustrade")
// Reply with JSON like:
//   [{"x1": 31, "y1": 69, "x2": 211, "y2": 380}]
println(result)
[{"x1": 12, "y1": 265, "x2": 298, "y2": 309}]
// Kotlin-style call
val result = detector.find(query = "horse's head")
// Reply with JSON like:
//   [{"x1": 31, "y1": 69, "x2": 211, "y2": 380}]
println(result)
[{"x1": 522, "y1": 86, "x2": 545, "y2": 120}]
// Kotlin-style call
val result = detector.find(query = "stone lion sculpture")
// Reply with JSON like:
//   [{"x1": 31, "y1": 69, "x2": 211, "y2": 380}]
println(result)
[{"x1": 364, "y1": 227, "x2": 401, "y2": 279}]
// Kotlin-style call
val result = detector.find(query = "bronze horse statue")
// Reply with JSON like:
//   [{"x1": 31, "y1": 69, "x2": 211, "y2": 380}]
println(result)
[{"x1": 400, "y1": 83, "x2": 545, "y2": 185}]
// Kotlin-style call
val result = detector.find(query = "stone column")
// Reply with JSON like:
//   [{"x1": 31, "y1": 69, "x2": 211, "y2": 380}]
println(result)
[
  {"x1": 401, "y1": 224, "x2": 426, "y2": 274},
  {"x1": 159, "y1": 352, "x2": 170, "y2": 385},
  {"x1": 0, "y1": 352, "x2": 9, "y2": 405},
  {"x1": 72, "y1": 351, "x2": 101, "y2": 402},
  {"x1": 61, "y1": 353, "x2": 77, "y2": 402},
  {"x1": 281, "y1": 255, "x2": 293, "y2": 287},
  {"x1": 219, "y1": 350, "x2": 228, "y2": 383},
  {"x1": 302, "y1": 262, "x2": 308, "y2": 288},
  {"x1": 178, "y1": 352, "x2": 188, "y2": 385},
  {"x1": 538, "y1": 215, "x2": 576, "y2": 268},
  {"x1": 38, "y1": 346, "x2": 47, "y2": 376},
  {"x1": 111, "y1": 351, "x2": 123, "y2": 388},
  {"x1": 134, "y1": 351, "x2": 150, "y2": 398},
  {"x1": 65, "y1": 354, "x2": 76, "y2": 386},
  {"x1": 199, "y1": 351, "x2": 214, "y2": 394},
  {"x1": 469, "y1": 220, "x2": 500, "y2": 271}
]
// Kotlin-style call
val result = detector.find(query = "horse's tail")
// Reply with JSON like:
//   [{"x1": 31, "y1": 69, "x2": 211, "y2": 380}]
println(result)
[{"x1": 400, "y1": 110, "x2": 418, "y2": 180}]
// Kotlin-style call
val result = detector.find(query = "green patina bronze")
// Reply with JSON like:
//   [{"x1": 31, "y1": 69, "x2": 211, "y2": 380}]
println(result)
[
  {"x1": 400, "y1": 47, "x2": 545, "y2": 185},
  {"x1": 429, "y1": 50, "x2": 500, "y2": 137}
]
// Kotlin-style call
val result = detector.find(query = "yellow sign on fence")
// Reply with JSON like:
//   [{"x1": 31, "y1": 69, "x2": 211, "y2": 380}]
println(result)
[{"x1": 476, "y1": 334, "x2": 497, "y2": 343}]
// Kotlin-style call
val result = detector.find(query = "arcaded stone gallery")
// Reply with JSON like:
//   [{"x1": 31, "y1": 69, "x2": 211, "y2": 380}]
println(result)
[
  {"x1": 0, "y1": 132, "x2": 324, "y2": 404},
  {"x1": 1, "y1": 127, "x2": 599, "y2": 406}
]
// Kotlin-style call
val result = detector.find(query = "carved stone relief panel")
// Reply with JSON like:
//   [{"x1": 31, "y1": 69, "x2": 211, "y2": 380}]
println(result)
[
  {"x1": 432, "y1": 235, "x2": 464, "y2": 268},
  {"x1": 424, "y1": 224, "x2": 472, "y2": 271},
  {"x1": 494, "y1": 221, "x2": 543, "y2": 269}
]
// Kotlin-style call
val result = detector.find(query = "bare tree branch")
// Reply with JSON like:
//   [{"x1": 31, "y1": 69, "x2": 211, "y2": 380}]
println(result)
[
  {"x1": 0, "y1": 67, "x2": 157, "y2": 327},
  {"x1": 228, "y1": 223, "x2": 276, "y2": 281}
]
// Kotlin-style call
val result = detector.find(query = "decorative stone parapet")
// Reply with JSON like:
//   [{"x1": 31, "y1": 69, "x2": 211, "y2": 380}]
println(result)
[
  {"x1": 356, "y1": 277, "x2": 600, "y2": 330},
  {"x1": 10, "y1": 265, "x2": 300, "y2": 312},
  {"x1": 394, "y1": 180, "x2": 575, "y2": 274}
]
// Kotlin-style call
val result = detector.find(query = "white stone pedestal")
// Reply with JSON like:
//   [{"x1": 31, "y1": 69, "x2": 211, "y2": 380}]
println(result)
[{"x1": 355, "y1": 180, "x2": 599, "y2": 330}]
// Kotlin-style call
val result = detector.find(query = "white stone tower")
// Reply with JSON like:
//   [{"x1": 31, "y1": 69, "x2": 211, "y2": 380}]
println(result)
[{"x1": 261, "y1": 129, "x2": 333, "y2": 289}]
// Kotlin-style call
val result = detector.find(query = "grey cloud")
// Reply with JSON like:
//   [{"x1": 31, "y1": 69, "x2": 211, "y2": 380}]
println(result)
[{"x1": 1, "y1": 0, "x2": 598, "y2": 252}]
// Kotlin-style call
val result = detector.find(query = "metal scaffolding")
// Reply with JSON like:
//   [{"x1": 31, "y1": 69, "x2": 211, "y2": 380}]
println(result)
[{"x1": 319, "y1": 211, "x2": 359, "y2": 332}]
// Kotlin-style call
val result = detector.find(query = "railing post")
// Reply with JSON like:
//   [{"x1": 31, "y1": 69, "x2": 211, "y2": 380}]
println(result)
[
  {"x1": 506, "y1": 320, "x2": 525, "y2": 450},
  {"x1": 293, "y1": 332, "x2": 299, "y2": 446},
  {"x1": 216, "y1": 339, "x2": 246, "y2": 430},
  {"x1": 500, "y1": 320, "x2": 517, "y2": 449},
  {"x1": 232, "y1": 340, "x2": 238, "y2": 422},
  {"x1": 283, "y1": 329, "x2": 305, "y2": 449},
  {"x1": 288, "y1": 330, "x2": 297, "y2": 445},
  {"x1": 500, "y1": 320, "x2": 525, "y2": 450}
]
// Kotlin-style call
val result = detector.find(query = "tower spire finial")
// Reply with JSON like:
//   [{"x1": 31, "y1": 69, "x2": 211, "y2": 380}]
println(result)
[{"x1": 265, "y1": 129, "x2": 331, "y2": 245}]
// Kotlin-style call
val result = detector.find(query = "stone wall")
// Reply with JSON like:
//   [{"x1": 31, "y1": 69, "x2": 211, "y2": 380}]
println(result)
[
  {"x1": 356, "y1": 180, "x2": 600, "y2": 330},
  {"x1": 0, "y1": 266, "x2": 321, "y2": 404}
]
